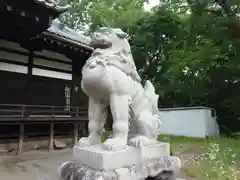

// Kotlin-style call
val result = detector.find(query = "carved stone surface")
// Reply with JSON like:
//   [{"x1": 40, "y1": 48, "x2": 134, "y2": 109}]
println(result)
[
  {"x1": 73, "y1": 143, "x2": 170, "y2": 171},
  {"x1": 78, "y1": 27, "x2": 161, "y2": 151},
  {"x1": 58, "y1": 156, "x2": 181, "y2": 180},
  {"x1": 58, "y1": 27, "x2": 182, "y2": 180}
]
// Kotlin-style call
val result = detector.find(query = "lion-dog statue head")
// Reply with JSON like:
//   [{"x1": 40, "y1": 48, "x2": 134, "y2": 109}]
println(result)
[{"x1": 89, "y1": 27, "x2": 141, "y2": 82}]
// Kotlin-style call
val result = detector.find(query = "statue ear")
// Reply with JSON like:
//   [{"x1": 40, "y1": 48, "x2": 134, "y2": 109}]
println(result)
[{"x1": 112, "y1": 28, "x2": 129, "y2": 39}]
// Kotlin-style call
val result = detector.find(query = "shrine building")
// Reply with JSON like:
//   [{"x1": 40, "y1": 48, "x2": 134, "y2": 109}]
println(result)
[{"x1": 0, "y1": 0, "x2": 93, "y2": 154}]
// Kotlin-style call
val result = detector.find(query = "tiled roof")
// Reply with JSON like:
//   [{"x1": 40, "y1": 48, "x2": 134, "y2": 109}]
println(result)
[
  {"x1": 34, "y1": 1, "x2": 92, "y2": 50},
  {"x1": 45, "y1": 19, "x2": 92, "y2": 50},
  {"x1": 34, "y1": 0, "x2": 70, "y2": 13}
]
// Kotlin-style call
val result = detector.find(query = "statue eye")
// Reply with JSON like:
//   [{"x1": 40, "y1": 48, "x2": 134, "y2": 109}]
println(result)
[{"x1": 104, "y1": 31, "x2": 111, "y2": 35}]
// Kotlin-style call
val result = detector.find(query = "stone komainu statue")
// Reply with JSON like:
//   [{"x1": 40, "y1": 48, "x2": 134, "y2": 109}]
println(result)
[{"x1": 78, "y1": 27, "x2": 161, "y2": 150}]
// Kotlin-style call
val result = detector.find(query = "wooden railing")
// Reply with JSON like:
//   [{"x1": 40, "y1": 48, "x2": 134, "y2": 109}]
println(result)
[
  {"x1": 0, "y1": 104, "x2": 88, "y2": 123},
  {"x1": 0, "y1": 104, "x2": 89, "y2": 155}
]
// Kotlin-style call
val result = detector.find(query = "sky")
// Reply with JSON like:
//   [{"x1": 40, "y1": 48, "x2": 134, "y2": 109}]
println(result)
[{"x1": 144, "y1": 0, "x2": 160, "y2": 11}]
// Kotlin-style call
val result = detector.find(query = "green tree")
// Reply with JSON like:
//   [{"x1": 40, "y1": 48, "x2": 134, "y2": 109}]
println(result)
[
  {"x1": 58, "y1": 0, "x2": 147, "y2": 34},
  {"x1": 157, "y1": 0, "x2": 240, "y2": 133},
  {"x1": 57, "y1": 0, "x2": 240, "y2": 133}
]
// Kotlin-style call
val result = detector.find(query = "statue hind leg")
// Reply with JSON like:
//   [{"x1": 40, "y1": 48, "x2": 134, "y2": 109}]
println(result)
[
  {"x1": 77, "y1": 97, "x2": 107, "y2": 147},
  {"x1": 129, "y1": 111, "x2": 158, "y2": 147},
  {"x1": 128, "y1": 95, "x2": 158, "y2": 147}
]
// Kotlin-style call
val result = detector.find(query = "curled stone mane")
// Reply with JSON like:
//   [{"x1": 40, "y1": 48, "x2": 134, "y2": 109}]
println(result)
[{"x1": 89, "y1": 27, "x2": 141, "y2": 82}]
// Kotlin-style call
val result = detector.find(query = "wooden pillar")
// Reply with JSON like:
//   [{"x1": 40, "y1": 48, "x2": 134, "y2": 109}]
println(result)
[
  {"x1": 17, "y1": 49, "x2": 33, "y2": 155},
  {"x1": 49, "y1": 106, "x2": 55, "y2": 151},
  {"x1": 23, "y1": 48, "x2": 34, "y2": 104},
  {"x1": 49, "y1": 123, "x2": 54, "y2": 151},
  {"x1": 17, "y1": 105, "x2": 26, "y2": 155},
  {"x1": 27, "y1": 49, "x2": 33, "y2": 76},
  {"x1": 73, "y1": 124, "x2": 79, "y2": 145},
  {"x1": 73, "y1": 107, "x2": 79, "y2": 145},
  {"x1": 17, "y1": 123, "x2": 24, "y2": 155}
]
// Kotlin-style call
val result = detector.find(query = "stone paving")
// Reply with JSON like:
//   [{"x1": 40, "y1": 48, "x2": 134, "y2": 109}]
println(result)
[
  {"x1": 0, "y1": 149, "x2": 185, "y2": 180},
  {"x1": 0, "y1": 149, "x2": 73, "y2": 180}
]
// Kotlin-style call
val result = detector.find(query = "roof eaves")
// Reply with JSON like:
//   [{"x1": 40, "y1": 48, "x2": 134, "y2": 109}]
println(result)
[
  {"x1": 45, "y1": 19, "x2": 93, "y2": 51},
  {"x1": 34, "y1": 0, "x2": 70, "y2": 13},
  {"x1": 42, "y1": 31, "x2": 93, "y2": 51}
]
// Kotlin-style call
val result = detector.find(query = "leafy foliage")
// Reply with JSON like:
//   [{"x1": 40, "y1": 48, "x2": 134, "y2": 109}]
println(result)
[
  {"x1": 58, "y1": 0, "x2": 147, "y2": 34},
  {"x1": 58, "y1": 0, "x2": 240, "y2": 134}
]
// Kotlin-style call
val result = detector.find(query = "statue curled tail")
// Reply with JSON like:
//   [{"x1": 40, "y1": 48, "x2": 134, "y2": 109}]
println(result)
[{"x1": 129, "y1": 80, "x2": 161, "y2": 139}]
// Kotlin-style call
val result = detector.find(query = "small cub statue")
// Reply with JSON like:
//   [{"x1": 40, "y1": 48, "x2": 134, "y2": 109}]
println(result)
[{"x1": 78, "y1": 27, "x2": 161, "y2": 151}]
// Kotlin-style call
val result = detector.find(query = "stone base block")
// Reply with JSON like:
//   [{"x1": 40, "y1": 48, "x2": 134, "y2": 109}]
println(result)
[
  {"x1": 58, "y1": 156, "x2": 181, "y2": 180},
  {"x1": 73, "y1": 142, "x2": 170, "y2": 171}
]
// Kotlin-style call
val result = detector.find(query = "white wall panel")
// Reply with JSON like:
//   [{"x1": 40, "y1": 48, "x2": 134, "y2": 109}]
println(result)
[
  {"x1": 0, "y1": 50, "x2": 28, "y2": 64},
  {"x1": 33, "y1": 58, "x2": 72, "y2": 71},
  {"x1": 0, "y1": 62, "x2": 27, "y2": 74},
  {"x1": 35, "y1": 50, "x2": 72, "y2": 62},
  {"x1": 32, "y1": 68, "x2": 72, "y2": 80},
  {"x1": 0, "y1": 40, "x2": 28, "y2": 53},
  {"x1": 158, "y1": 107, "x2": 219, "y2": 138}
]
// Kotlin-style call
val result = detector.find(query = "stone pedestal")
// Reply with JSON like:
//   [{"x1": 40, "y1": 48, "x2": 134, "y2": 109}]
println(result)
[
  {"x1": 73, "y1": 142, "x2": 170, "y2": 171},
  {"x1": 58, "y1": 142, "x2": 181, "y2": 180}
]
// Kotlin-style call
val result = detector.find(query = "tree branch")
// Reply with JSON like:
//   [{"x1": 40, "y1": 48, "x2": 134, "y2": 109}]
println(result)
[{"x1": 215, "y1": 0, "x2": 234, "y2": 17}]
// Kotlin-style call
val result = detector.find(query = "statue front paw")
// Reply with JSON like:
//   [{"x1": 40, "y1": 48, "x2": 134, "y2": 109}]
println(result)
[
  {"x1": 77, "y1": 135, "x2": 101, "y2": 147},
  {"x1": 129, "y1": 135, "x2": 158, "y2": 148},
  {"x1": 102, "y1": 137, "x2": 127, "y2": 151}
]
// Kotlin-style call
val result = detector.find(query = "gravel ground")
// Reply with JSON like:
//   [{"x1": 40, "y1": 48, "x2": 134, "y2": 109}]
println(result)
[
  {"x1": 0, "y1": 149, "x2": 74, "y2": 180},
  {"x1": 0, "y1": 148, "x2": 185, "y2": 180}
]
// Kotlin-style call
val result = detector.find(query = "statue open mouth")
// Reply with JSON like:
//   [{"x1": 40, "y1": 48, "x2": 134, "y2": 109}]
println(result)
[{"x1": 90, "y1": 38, "x2": 112, "y2": 49}]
